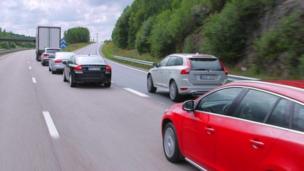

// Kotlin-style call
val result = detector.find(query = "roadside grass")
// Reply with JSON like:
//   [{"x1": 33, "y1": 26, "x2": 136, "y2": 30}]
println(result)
[
  {"x1": 64, "y1": 42, "x2": 92, "y2": 52},
  {"x1": 102, "y1": 41, "x2": 281, "y2": 80},
  {"x1": 101, "y1": 41, "x2": 159, "y2": 70},
  {"x1": 228, "y1": 67, "x2": 279, "y2": 80}
]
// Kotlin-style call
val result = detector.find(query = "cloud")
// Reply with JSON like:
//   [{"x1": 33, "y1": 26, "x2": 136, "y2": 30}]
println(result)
[{"x1": 0, "y1": 0, "x2": 133, "y2": 41}]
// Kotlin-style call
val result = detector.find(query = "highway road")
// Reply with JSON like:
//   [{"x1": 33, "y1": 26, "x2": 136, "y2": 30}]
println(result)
[{"x1": 0, "y1": 44, "x2": 197, "y2": 171}]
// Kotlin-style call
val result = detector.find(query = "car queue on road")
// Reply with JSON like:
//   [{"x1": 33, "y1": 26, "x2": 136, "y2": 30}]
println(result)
[
  {"x1": 36, "y1": 48, "x2": 112, "y2": 88},
  {"x1": 36, "y1": 47, "x2": 304, "y2": 171}
]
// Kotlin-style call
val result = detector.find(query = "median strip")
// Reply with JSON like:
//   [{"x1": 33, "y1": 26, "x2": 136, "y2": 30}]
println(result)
[
  {"x1": 124, "y1": 88, "x2": 149, "y2": 98},
  {"x1": 42, "y1": 111, "x2": 60, "y2": 139}
]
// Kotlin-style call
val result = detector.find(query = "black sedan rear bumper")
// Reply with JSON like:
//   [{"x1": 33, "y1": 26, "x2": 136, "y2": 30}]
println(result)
[{"x1": 73, "y1": 73, "x2": 111, "y2": 84}]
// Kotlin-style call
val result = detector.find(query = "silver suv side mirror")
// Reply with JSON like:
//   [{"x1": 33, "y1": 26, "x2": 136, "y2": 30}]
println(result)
[{"x1": 153, "y1": 63, "x2": 160, "y2": 68}]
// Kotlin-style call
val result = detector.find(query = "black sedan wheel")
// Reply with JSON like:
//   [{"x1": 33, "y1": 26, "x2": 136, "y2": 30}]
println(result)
[
  {"x1": 104, "y1": 82, "x2": 111, "y2": 88},
  {"x1": 69, "y1": 74, "x2": 76, "y2": 87}
]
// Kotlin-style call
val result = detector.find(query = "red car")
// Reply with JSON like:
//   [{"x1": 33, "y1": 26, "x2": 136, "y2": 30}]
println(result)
[{"x1": 162, "y1": 81, "x2": 304, "y2": 171}]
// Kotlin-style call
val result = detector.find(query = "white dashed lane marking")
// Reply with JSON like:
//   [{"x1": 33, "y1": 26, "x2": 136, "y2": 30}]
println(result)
[
  {"x1": 32, "y1": 77, "x2": 37, "y2": 84},
  {"x1": 124, "y1": 88, "x2": 149, "y2": 98},
  {"x1": 42, "y1": 111, "x2": 60, "y2": 139}
]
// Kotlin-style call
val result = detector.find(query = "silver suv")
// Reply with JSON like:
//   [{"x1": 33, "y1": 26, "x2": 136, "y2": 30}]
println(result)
[{"x1": 147, "y1": 54, "x2": 228, "y2": 101}]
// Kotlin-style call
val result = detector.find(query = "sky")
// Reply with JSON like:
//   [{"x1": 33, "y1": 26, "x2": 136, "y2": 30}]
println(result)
[{"x1": 0, "y1": 0, "x2": 133, "y2": 41}]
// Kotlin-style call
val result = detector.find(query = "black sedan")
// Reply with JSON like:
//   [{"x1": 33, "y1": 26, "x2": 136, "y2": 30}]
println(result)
[{"x1": 63, "y1": 55, "x2": 111, "y2": 87}]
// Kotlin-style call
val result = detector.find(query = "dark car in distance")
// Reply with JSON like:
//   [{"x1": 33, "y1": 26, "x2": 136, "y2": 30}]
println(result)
[{"x1": 63, "y1": 55, "x2": 111, "y2": 87}]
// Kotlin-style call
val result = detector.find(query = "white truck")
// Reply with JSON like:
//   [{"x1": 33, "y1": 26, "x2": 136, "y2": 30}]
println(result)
[{"x1": 36, "y1": 26, "x2": 61, "y2": 61}]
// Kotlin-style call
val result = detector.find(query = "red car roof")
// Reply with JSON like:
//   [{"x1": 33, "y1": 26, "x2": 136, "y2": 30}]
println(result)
[
  {"x1": 224, "y1": 81, "x2": 304, "y2": 103},
  {"x1": 268, "y1": 80, "x2": 304, "y2": 89}
]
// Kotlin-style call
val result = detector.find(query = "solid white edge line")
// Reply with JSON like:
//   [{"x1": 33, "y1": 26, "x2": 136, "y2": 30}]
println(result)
[
  {"x1": 97, "y1": 43, "x2": 148, "y2": 74},
  {"x1": 228, "y1": 74, "x2": 259, "y2": 81},
  {"x1": 185, "y1": 158, "x2": 207, "y2": 171},
  {"x1": 124, "y1": 88, "x2": 149, "y2": 98},
  {"x1": 107, "y1": 59, "x2": 148, "y2": 74},
  {"x1": 42, "y1": 111, "x2": 60, "y2": 139},
  {"x1": 32, "y1": 77, "x2": 37, "y2": 84}
]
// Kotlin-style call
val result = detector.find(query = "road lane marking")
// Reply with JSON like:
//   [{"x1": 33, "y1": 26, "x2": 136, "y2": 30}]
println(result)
[
  {"x1": 32, "y1": 77, "x2": 37, "y2": 84},
  {"x1": 29, "y1": 66, "x2": 32, "y2": 70},
  {"x1": 107, "y1": 59, "x2": 148, "y2": 74},
  {"x1": 97, "y1": 43, "x2": 147, "y2": 74},
  {"x1": 42, "y1": 111, "x2": 60, "y2": 139},
  {"x1": 124, "y1": 88, "x2": 149, "y2": 98}
]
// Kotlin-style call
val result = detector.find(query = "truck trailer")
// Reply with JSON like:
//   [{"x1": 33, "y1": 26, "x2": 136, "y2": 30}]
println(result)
[{"x1": 36, "y1": 26, "x2": 61, "y2": 61}]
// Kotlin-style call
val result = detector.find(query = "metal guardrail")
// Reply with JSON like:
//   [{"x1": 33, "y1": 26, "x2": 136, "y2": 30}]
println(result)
[
  {"x1": 113, "y1": 55, "x2": 154, "y2": 66},
  {"x1": 0, "y1": 48, "x2": 28, "y2": 56},
  {"x1": 0, "y1": 38, "x2": 35, "y2": 42},
  {"x1": 228, "y1": 74, "x2": 259, "y2": 81},
  {"x1": 111, "y1": 55, "x2": 259, "y2": 81}
]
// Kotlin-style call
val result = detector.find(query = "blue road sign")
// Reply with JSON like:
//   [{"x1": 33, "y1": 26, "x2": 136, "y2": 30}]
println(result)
[{"x1": 60, "y1": 39, "x2": 67, "y2": 49}]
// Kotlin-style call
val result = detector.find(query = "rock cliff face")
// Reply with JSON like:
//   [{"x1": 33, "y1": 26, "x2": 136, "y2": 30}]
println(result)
[{"x1": 242, "y1": 0, "x2": 304, "y2": 77}]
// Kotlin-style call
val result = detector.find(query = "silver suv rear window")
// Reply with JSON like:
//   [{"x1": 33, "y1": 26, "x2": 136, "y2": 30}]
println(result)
[{"x1": 190, "y1": 58, "x2": 222, "y2": 71}]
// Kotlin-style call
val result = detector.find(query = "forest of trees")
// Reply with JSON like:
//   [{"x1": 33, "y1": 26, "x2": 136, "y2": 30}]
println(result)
[
  {"x1": 112, "y1": 0, "x2": 304, "y2": 78},
  {"x1": 64, "y1": 27, "x2": 90, "y2": 44},
  {"x1": 0, "y1": 28, "x2": 35, "y2": 49}
]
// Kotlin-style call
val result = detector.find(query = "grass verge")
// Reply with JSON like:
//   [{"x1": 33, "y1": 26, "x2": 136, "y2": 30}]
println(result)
[
  {"x1": 64, "y1": 42, "x2": 92, "y2": 52},
  {"x1": 101, "y1": 41, "x2": 159, "y2": 70},
  {"x1": 228, "y1": 67, "x2": 278, "y2": 80}
]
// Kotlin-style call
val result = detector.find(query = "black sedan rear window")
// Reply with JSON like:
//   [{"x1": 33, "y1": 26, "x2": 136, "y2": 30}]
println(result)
[
  {"x1": 46, "y1": 49, "x2": 60, "y2": 54},
  {"x1": 190, "y1": 58, "x2": 223, "y2": 71},
  {"x1": 76, "y1": 57, "x2": 105, "y2": 65}
]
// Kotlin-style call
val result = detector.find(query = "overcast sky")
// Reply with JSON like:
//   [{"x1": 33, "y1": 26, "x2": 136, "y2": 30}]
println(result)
[{"x1": 0, "y1": 0, "x2": 133, "y2": 41}]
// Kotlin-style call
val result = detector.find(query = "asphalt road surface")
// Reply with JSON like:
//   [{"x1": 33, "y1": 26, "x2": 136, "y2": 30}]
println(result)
[{"x1": 0, "y1": 44, "x2": 197, "y2": 171}]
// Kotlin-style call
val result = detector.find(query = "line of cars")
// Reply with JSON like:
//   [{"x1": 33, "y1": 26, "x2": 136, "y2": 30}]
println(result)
[
  {"x1": 36, "y1": 48, "x2": 112, "y2": 88},
  {"x1": 151, "y1": 54, "x2": 304, "y2": 170}
]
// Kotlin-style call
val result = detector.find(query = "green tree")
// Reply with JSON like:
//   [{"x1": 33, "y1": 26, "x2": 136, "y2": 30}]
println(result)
[
  {"x1": 149, "y1": 10, "x2": 175, "y2": 57},
  {"x1": 64, "y1": 27, "x2": 90, "y2": 44},
  {"x1": 202, "y1": 0, "x2": 267, "y2": 63},
  {"x1": 255, "y1": 12, "x2": 304, "y2": 76},
  {"x1": 112, "y1": 7, "x2": 131, "y2": 48},
  {"x1": 135, "y1": 17, "x2": 154, "y2": 53}
]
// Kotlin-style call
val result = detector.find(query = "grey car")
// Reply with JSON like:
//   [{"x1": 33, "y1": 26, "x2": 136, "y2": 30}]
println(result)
[
  {"x1": 49, "y1": 52, "x2": 75, "y2": 74},
  {"x1": 147, "y1": 54, "x2": 228, "y2": 101}
]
